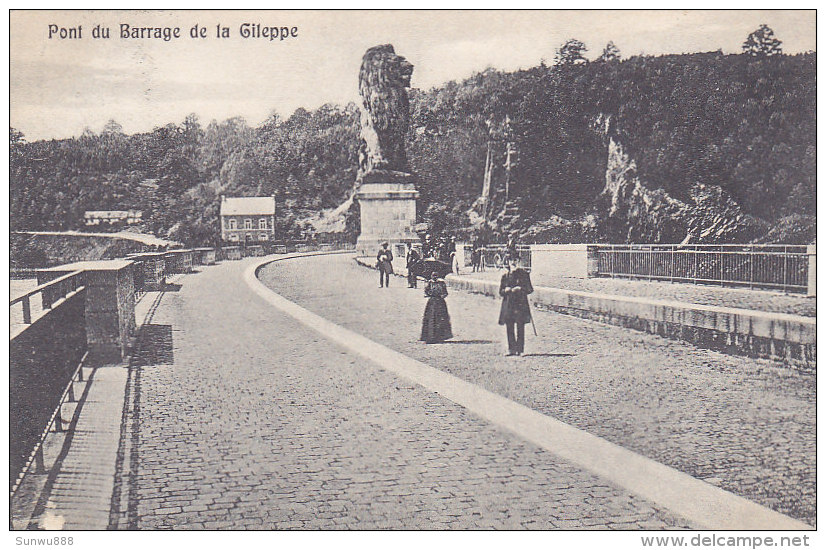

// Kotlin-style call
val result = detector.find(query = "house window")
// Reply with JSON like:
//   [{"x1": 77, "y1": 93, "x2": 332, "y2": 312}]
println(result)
[
  {"x1": 228, "y1": 219, "x2": 237, "y2": 230},
  {"x1": 259, "y1": 218, "x2": 267, "y2": 229},
  {"x1": 259, "y1": 233, "x2": 269, "y2": 241},
  {"x1": 244, "y1": 219, "x2": 253, "y2": 230},
  {"x1": 229, "y1": 234, "x2": 239, "y2": 242}
]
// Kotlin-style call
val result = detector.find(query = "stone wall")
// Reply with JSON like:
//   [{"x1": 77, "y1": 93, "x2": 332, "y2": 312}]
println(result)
[
  {"x1": 444, "y1": 274, "x2": 815, "y2": 370},
  {"x1": 529, "y1": 244, "x2": 599, "y2": 282}
]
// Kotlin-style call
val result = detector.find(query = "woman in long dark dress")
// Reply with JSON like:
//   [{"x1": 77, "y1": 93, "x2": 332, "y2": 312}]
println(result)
[{"x1": 420, "y1": 272, "x2": 453, "y2": 343}]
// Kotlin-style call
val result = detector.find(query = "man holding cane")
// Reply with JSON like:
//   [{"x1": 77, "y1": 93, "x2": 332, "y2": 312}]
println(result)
[{"x1": 498, "y1": 255, "x2": 534, "y2": 356}]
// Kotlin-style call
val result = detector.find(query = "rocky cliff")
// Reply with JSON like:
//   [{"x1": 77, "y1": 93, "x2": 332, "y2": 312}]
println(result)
[{"x1": 600, "y1": 130, "x2": 767, "y2": 244}]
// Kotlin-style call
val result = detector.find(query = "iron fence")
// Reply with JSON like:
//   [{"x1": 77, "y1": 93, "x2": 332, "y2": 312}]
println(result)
[
  {"x1": 10, "y1": 271, "x2": 86, "y2": 331},
  {"x1": 594, "y1": 244, "x2": 810, "y2": 293},
  {"x1": 10, "y1": 352, "x2": 89, "y2": 499}
]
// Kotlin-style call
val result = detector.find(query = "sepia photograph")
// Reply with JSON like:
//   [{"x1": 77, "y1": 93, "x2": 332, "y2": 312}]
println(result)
[{"x1": 7, "y1": 8, "x2": 817, "y2": 543}]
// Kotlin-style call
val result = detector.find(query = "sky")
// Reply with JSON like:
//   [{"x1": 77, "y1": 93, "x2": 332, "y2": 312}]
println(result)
[{"x1": 9, "y1": 9, "x2": 816, "y2": 141}]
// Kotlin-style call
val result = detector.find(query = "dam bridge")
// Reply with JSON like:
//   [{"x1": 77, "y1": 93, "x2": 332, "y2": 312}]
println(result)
[{"x1": 8, "y1": 243, "x2": 816, "y2": 530}]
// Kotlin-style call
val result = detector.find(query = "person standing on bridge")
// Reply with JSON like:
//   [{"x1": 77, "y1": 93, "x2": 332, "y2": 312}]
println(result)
[
  {"x1": 420, "y1": 271, "x2": 453, "y2": 343},
  {"x1": 377, "y1": 242, "x2": 394, "y2": 288},
  {"x1": 422, "y1": 233, "x2": 436, "y2": 260},
  {"x1": 406, "y1": 242, "x2": 420, "y2": 288},
  {"x1": 499, "y1": 255, "x2": 534, "y2": 356}
]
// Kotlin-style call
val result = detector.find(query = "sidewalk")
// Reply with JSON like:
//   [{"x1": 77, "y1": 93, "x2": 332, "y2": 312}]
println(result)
[
  {"x1": 452, "y1": 266, "x2": 815, "y2": 317},
  {"x1": 14, "y1": 276, "x2": 183, "y2": 530}
]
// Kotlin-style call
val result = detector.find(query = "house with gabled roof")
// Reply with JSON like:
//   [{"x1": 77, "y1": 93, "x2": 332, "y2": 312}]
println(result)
[
  {"x1": 84, "y1": 210, "x2": 142, "y2": 226},
  {"x1": 219, "y1": 195, "x2": 276, "y2": 243}
]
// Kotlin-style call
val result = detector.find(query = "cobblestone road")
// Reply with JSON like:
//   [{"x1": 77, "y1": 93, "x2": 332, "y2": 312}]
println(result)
[
  {"x1": 113, "y1": 257, "x2": 692, "y2": 529},
  {"x1": 259, "y1": 254, "x2": 816, "y2": 527}
]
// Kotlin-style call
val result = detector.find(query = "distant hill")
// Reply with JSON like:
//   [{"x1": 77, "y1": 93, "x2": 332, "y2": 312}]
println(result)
[
  {"x1": 10, "y1": 233, "x2": 153, "y2": 269},
  {"x1": 10, "y1": 50, "x2": 815, "y2": 245}
]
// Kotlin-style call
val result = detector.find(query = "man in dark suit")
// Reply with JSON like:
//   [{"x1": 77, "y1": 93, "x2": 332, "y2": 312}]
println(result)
[
  {"x1": 377, "y1": 242, "x2": 394, "y2": 288},
  {"x1": 422, "y1": 234, "x2": 437, "y2": 259},
  {"x1": 498, "y1": 255, "x2": 534, "y2": 356},
  {"x1": 406, "y1": 242, "x2": 420, "y2": 288}
]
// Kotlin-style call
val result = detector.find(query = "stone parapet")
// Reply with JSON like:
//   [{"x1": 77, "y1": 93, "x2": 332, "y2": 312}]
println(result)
[
  {"x1": 443, "y1": 274, "x2": 815, "y2": 369},
  {"x1": 193, "y1": 247, "x2": 217, "y2": 265},
  {"x1": 221, "y1": 246, "x2": 242, "y2": 261},
  {"x1": 38, "y1": 259, "x2": 136, "y2": 362},
  {"x1": 529, "y1": 244, "x2": 599, "y2": 280},
  {"x1": 126, "y1": 252, "x2": 166, "y2": 290},
  {"x1": 165, "y1": 249, "x2": 194, "y2": 273}
]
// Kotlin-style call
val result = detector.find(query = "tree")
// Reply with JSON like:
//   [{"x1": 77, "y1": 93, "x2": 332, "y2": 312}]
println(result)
[
  {"x1": 10, "y1": 127, "x2": 25, "y2": 146},
  {"x1": 599, "y1": 41, "x2": 621, "y2": 62},
  {"x1": 181, "y1": 113, "x2": 204, "y2": 164},
  {"x1": 102, "y1": 119, "x2": 124, "y2": 135},
  {"x1": 555, "y1": 38, "x2": 588, "y2": 66},
  {"x1": 80, "y1": 127, "x2": 97, "y2": 141},
  {"x1": 10, "y1": 127, "x2": 25, "y2": 164},
  {"x1": 742, "y1": 24, "x2": 782, "y2": 57}
]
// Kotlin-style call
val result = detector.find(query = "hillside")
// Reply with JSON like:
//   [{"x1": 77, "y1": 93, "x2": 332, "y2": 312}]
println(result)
[
  {"x1": 9, "y1": 50, "x2": 815, "y2": 246},
  {"x1": 9, "y1": 233, "x2": 154, "y2": 269}
]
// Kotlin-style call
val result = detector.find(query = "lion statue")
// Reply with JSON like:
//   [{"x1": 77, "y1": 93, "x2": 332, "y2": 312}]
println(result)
[{"x1": 357, "y1": 44, "x2": 415, "y2": 183}]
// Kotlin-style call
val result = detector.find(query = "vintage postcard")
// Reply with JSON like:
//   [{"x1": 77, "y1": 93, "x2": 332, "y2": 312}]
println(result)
[{"x1": 8, "y1": 8, "x2": 817, "y2": 545}]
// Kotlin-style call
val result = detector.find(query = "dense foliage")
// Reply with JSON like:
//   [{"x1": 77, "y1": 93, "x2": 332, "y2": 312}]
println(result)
[{"x1": 10, "y1": 45, "x2": 815, "y2": 246}]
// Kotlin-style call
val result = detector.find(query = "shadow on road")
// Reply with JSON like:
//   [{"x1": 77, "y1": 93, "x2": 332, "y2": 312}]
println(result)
[
  {"x1": 160, "y1": 283, "x2": 183, "y2": 292},
  {"x1": 132, "y1": 324, "x2": 174, "y2": 366},
  {"x1": 522, "y1": 353, "x2": 576, "y2": 358}
]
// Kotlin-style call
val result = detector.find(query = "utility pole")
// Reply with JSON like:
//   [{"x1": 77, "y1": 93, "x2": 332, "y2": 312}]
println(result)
[
  {"x1": 503, "y1": 115, "x2": 515, "y2": 201},
  {"x1": 480, "y1": 141, "x2": 493, "y2": 222}
]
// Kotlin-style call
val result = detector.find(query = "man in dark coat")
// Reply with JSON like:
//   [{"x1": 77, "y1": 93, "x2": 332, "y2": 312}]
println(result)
[
  {"x1": 406, "y1": 242, "x2": 420, "y2": 288},
  {"x1": 377, "y1": 242, "x2": 394, "y2": 288},
  {"x1": 498, "y1": 256, "x2": 534, "y2": 356},
  {"x1": 422, "y1": 234, "x2": 437, "y2": 259},
  {"x1": 447, "y1": 237, "x2": 458, "y2": 273},
  {"x1": 506, "y1": 232, "x2": 518, "y2": 262}
]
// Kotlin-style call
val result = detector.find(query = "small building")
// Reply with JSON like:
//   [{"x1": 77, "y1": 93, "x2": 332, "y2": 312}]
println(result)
[
  {"x1": 84, "y1": 210, "x2": 142, "y2": 226},
  {"x1": 219, "y1": 195, "x2": 276, "y2": 244}
]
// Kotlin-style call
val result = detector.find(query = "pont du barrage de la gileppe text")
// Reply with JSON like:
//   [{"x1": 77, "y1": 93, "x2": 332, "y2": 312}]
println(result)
[{"x1": 47, "y1": 23, "x2": 299, "y2": 42}]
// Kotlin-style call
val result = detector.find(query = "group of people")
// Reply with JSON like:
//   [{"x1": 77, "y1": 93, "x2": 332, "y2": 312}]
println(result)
[
  {"x1": 376, "y1": 239, "x2": 534, "y2": 356},
  {"x1": 470, "y1": 233, "x2": 519, "y2": 273}
]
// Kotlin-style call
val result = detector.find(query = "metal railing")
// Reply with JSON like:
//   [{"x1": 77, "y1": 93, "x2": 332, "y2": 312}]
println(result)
[
  {"x1": 594, "y1": 244, "x2": 810, "y2": 293},
  {"x1": 463, "y1": 244, "x2": 532, "y2": 271},
  {"x1": 10, "y1": 352, "x2": 89, "y2": 500},
  {"x1": 10, "y1": 271, "x2": 86, "y2": 330}
]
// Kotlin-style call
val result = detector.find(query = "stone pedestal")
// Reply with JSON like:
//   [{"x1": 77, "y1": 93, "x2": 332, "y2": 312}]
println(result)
[
  {"x1": 193, "y1": 247, "x2": 216, "y2": 265},
  {"x1": 165, "y1": 249, "x2": 194, "y2": 274},
  {"x1": 222, "y1": 246, "x2": 242, "y2": 261},
  {"x1": 355, "y1": 182, "x2": 419, "y2": 257},
  {"x1": 39, "y1": 260, "x2": 136, "y2": 363},
  {"x1": 126, "y1": 252, "x2": 167, "y2": 290}
]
